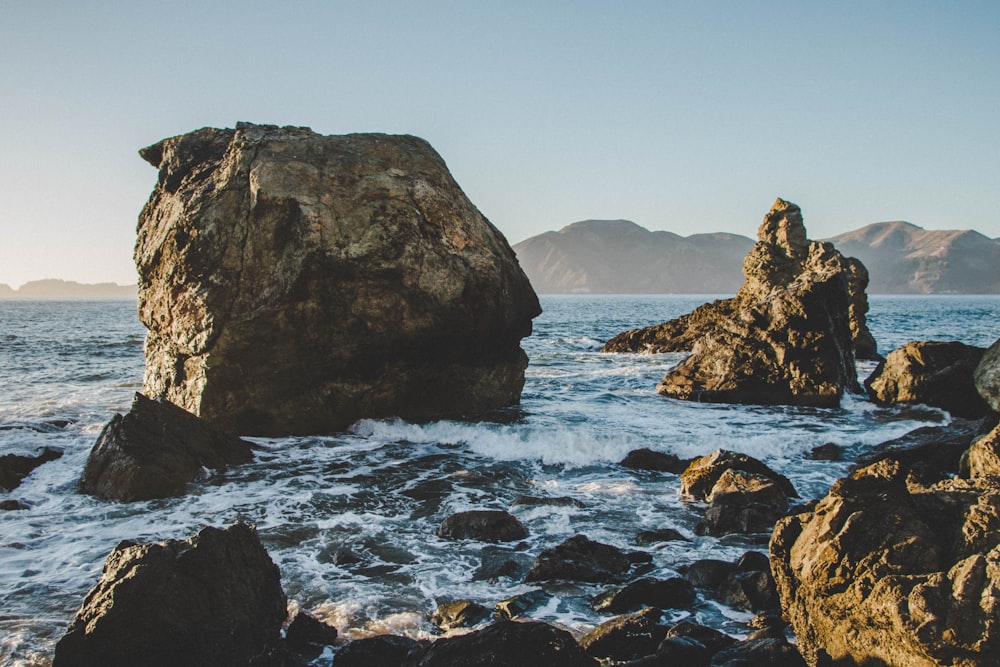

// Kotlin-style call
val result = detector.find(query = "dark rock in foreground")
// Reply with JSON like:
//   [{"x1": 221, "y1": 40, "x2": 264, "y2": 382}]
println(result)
[
  {"x1": 402, "y1": 620, "x2": 597, "y2": 667},
  {"x1": 284, "y1": 611, "x2": 338, "y2": 655},
  {"x1": 436, "y1": 510, "x2": 528, "y2": 542},
  {"x1": 620, "y1": 448, "x2": 692, "y2": 473},
  {"x1": 335, "y1": 635, "x2": 425, "y2": 667},
  {"x1": 710, "y1": 637, "x2": 807, "y2": 667},
  {"x1": 79, "y1": 393, "x2": 254, "y2": 502},
  {"x1": 525, "y1": 534, "x2": 642, "y2": 583},
  {"x1": 136, "y1": 123, "x2": 540, "y2": 436},
  {"x1": 0, "y1": 446, "x2": 62, "y2": 491},
  {"x1": 603, "y1": 198, "x2": 876, "y2": 406},
  {"x1": 865, "y1": 340, "x2": 988, "y2": 418},
  {"x1": 53, "y1": 522, "x2": 287, "y2": 667},
  {"x1": 579, "y1": 607, "x2": 665, "y2": 661}
]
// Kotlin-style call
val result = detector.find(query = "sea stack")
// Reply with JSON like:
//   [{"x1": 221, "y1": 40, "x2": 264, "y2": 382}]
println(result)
[
  {"x1": 603, "y1": 199, "x2": 876, "y2": 407},
  {"x1": 134, "y1": 123, "x2": 540, "y2": 436}
]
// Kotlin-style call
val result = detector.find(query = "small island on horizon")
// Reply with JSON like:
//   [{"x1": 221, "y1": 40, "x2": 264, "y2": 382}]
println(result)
[{"x1": 0, "y1": 279, "x2": 138, "y2": 300}]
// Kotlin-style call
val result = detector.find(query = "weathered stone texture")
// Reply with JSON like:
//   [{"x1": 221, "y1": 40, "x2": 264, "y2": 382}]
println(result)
[{"x1": 136, "y1": 123, "x2": 540, "y2": 435}]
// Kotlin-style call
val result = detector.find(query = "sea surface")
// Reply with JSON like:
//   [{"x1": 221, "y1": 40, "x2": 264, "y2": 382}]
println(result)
[{"x1": 1, "y1": 295, "x2": 997, "y2": 665}]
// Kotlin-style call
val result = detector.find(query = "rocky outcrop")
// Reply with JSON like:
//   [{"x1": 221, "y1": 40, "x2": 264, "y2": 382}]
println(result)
[
  {"x1": 53, "y1": 523, "x2": 287, "y2": 667},
  {"x1": 0, "y1": 446, "x2": 62, "y2": 491},
  {"x1": 403, "y1": 620, "x2": 598, "y2": 667},
  {"x1": 135, "y1": 123, "x2": 540, "y2": 436},
  {"x1": 975, "y1": 338, "x2": 1000, "y2": 411},
  {"x1": 436, "y1": 510, "x2": 528, "y2": 542},
  {"x1": 603, "y1": 199, "x2": 876, "y2": 407},
  {"x1": 771, "y1": 452, "x2": 1000, "y2": 666},
  {"x1": 865, "y1": 341, "x2": 988, "y2": 418},
  {"x1": 80, "y1": 393, "x2": 254, "y2": 502}
]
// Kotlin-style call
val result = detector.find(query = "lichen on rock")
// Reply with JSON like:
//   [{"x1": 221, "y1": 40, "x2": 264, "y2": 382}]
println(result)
[{"x1": 134, "y1": 123, "x2": 540, "y2": 436}]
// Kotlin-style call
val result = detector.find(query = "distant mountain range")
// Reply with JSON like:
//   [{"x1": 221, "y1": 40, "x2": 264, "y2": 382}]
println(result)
[
  {"x1": 514, "y1": 220, "x2": 1000, "y2": 294},
  {"x1": 0, "y1": 279, "x2": 138, "y2": 299}
]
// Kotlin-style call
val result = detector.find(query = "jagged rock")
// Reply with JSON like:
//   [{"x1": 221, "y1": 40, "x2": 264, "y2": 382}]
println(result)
[
  {"x1": 710, "y1": 637, "x2": 807, "y2": 667},
  {"x1": 592, "y1": 577, "x2": 697, "y2": 613},
  {"x1": 0, "y1": 446, "x2": 62, "y2": 491},
  {"x1": 135, "y1": 123, "x2": 540, "y2": 436},
  {"x1": 334, "y1": 635, "x2": 425, "y2": 667},
  {"x1": 855, "y1": 420, "x2": 980, "y2": 482},
  {"x1": 695, "y1": 469, "x2": 790, "y2": 536},
  {"x1": 603, "y1": 199, "x2": 875, "y2": 405},
  {"x1": 431, "y1": 600, "x2": 492, "y2": 632},
  {"x1": 771, "y1": 458, "x2": 1000, "y2": 666},
  {"x1": 717, "y1": 569, "x2": 780, "y2": 613},
  {"x1": 635, "y1": 528, "x2": 689, "y2": 546},
  {"x1": 525, "y1": 534, "x2": 641, "y2": 583},
  {"x1": 680, "y1": 449, "x2": 797, "y2": 501},
  {"x1": 53, "y1": 523, "x2": 287, "y2": 667},
  {"x1": 402, "y1": 620, "x2": 597, "y2": 667},
  {"x1": 620, "y1": 448, "x2": 692, "y2": 473},
  {"x1": 865, "y1": 341, "x2": 989, "y2": 418},
  {"x1": 579, "y1": 607, "x2": 665, "y2": 661},
  {"x1": 284, "y1": 611, "x2": 338, "y2": 654},
  {"x1": 436, "y1": 510, "x2": 527, "y2": 542},
  {"x1": 975, "y1": 338, "x2": 1000, "y2": 412},
  {"x1": 965, "y1": 422, "x2": 1000, "y2": 478},
  {"x1": 79, "y1": 393, "x2": 254, "y2": 502}
]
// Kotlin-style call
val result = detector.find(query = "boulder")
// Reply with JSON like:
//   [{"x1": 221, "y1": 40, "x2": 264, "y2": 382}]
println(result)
[
  {"x1": 807, "y1": 442, "x2": 842, "y2": 461},
  {"x1": 474, "y1": 546, "x2": 532, "y2": 582},
  {"x1": 284, "y1": 611, "x2": 338, "y2": 656},
  {"x1": 771, "y1": 457, "x2": 1000, "y2": 666},
  {"x1": 436, "y1": 510, "x2": 528, "y2": 542},
  {"x1": 855, "y1": 420, "x2": 981, "y2": 482},
  {"x1": 334, "y1": 635, "x2": 425, "y2": 667},
  {"x1": 135, "y1": 123, "x2": 540, "y2": 436},
  {"x1": 53, "y1": 523, "x2": 287, "y2": 667},
  {"x1": 966, "y1": 422, "x2": 1000, "y2": 478},
  {"x1": 591, "y1": 577, "x2": 697, "y2": 614},
  {"x1": 495, "y1": 590, "x2": 550, "y2": 620},
  {"x1": 635, "y1": 528, "x2": 689, "y2": 546},
  {"x1": 620, "y1": 448, "x2": 692, "y2": 473},
  {"x1": 664, "y1": 620, "x2": 738, "y2": 656},
  {"x1": 680, "y1": 450, "x2": 797, "y2": 501},
  {"x1": 402, "y1": 620, "x2": 597, "y2": 667},
  {"x1": 710, "y1": 637, "x2": 807, "y2": 667},
  {"x1": 622, "y1": 636, "x2": 711, "y2": 666},
  {"x1": 975, "y1": 338, "x2": 1000, "y2": 412},
  {"x1": 431, "y1": 600, "x2": 492, "y2": 632},
  {"x1": 525, "y1": 534, "x2": 641, "y2": 583},
  {"x1": 79, "y1": 393, "x2": 254, "y2": 502},
  {"x1": 579, "y1": 607, "x2": 665, "y2": 661},
  {"x1": 865, "y1": 341, "x2": 989, "y2": 418},
  {"x1": 695, "y1": 469, "x2": 790, "y2": 536},
  {"x1": 603, "y1": 199, "x2": 874, "y2": 406},
  {"x1": 682, "y1": 559, "x2": 738, "y2": 590},
  {"x1": 0, "y1": 446, "x2": 62, "y2": 491}
]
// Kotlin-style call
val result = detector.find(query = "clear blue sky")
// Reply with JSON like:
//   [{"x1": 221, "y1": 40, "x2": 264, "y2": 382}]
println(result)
[{"x1": 1, "y1": 1, "x2": 997, "y2": 287}]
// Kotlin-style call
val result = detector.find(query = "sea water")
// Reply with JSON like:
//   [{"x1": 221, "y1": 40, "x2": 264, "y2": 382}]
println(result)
[{"x1": 0, "y1": 295, "x2": 997, "y2": 665}]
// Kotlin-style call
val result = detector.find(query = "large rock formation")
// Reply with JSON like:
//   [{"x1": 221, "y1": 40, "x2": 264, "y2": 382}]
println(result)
[
  {"x1": 53, "y1": 523, "x2": 288, "y2": 667},
  {"x1": 975, "y1": 338, "x2": 1000, "y2": 412},
  {"x1": 80, "y1": 393, "x2": 254, "y2": 502},
  {"x1": 864, "y1": 341, "x2": 989, "y2": 418},
  {"x1": 771, "y1": 347, "x2": 1000, "y2": 667},
  {"x1": 602, "y1": 199, "x2": 877, "y2": 406},
  {"x1": 135, "y1": 123, "x2": 540, "y2": 436}
]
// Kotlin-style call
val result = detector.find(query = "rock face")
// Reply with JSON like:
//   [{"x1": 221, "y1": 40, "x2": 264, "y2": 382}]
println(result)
[
  {"x1": 53, "y1": 523, "x2": 287, "y2": 667},
  {"x1": 602, "y1": 199, "x2": 876, "y2": 407},
  {"x1": 975, "y1": 338, "x2": 1000, "y2": 412},
  {"x1": 865, "y1": 341, "x2": 988, "y2": 418},
  {"x1": 135, "y1": 123, "x2": 540, "y2": 436},
  {"x1": 80, "y1": 393, "x2": 254, "y2": 502},
  {"x1": 771, "y1": 450, "x2": 1000, "y2": 666}
]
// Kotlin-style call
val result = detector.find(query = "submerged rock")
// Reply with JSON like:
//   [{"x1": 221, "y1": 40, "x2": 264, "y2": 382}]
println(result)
[
  {"x1": 136, "y1": 123, "x2": 540, "y2": 436},
  {"x1": 0, "y1": 446, "x2": 62, "y2": 491},
  {"x1": 403, "y1": 620, "x2": 597, "y2": 667},
  {"x1": 865, "y1": 340, "x2": 988, "y2": 418},
  {"x1": 53, "y1": 522, "x2": 287, "y2": 667},
  {"x1": 603, "y1": 199, "x2": 875, "y2": 406},
  {"x1": 79, "y1": 392, "x2": 254, "y2": 502},
  {"x1": 436, "y1": 510, "x2": 528, "y2": 542}
]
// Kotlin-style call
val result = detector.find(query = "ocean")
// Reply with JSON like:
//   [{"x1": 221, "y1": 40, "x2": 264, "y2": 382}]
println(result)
[{"x1": 1, "y1": 294, "x2": 997, "y2": 665}]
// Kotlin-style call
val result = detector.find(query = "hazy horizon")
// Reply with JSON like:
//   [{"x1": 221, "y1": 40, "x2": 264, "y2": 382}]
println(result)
[{"x1": 2, "y1": 2, "x2": 998, "y2": 287}]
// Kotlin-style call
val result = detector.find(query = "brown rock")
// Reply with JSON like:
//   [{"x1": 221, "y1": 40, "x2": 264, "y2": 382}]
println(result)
[
  {"x1": 80, "y1": 393, "x2": 254, "y2": 502},
  {"x1": 135, "y1": 123, "x2": 540, "y2": 436},
  {"x1": 865, "y1": 341, "x2": 989, "y2": 418},
  {"x1": 431, "y1": 600, "x2": 492, "y2": 632},
  {"x1": 603, "y1": 199, "x2": 875, "y2": 406},
  {"x1": 975, "y1": 338, "x2": 1000, "y2": 412},
  {"x1": 770, "y1": 457, "x2": 1000, "y2": 666},
  {"x1": 695, "y1": 469, "x2": 789, "y2": 536},
  {"x1": 679, "y1": 449, "x2": 797, "y2": 501},
  {"x1": 966, "y1": 422, "x2": 1000, "y2": 478},
  {"x1": 53, "y1": 523, "x2": 287, "y2": 667}
]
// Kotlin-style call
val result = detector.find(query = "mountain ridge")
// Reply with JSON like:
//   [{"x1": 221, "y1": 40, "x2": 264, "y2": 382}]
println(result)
[
  {"x1": 514, "y1": 219, "x2": 1000, "y2": 294},
  {"x1": 0, "y1": 279, "x2": 138, "y2": 299}
]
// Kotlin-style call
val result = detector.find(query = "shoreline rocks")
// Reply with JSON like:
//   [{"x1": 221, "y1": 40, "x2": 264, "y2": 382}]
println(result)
[
  {"x1": 135, "y1": 123, "x2": 540, "y2": 436},
  {"x1": 79, "y1": 392, "x2": 254, "y2": 502},
  {"x1": 0, "y1": 446, "x2": 62, "y2": 492},
  {"x1": 602, "y1": 198, "x2": 876, "y2": 407}
]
